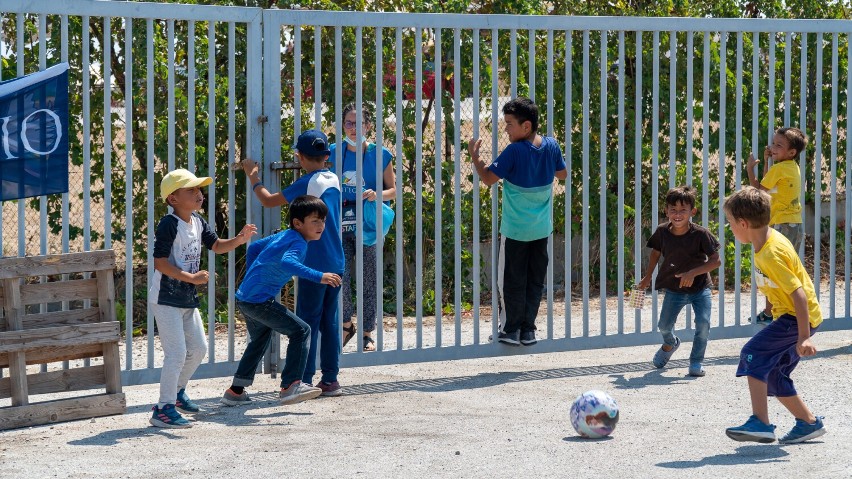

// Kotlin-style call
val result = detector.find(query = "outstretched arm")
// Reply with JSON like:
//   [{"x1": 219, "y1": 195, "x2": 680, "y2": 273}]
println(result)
[
  {"x1": 468, "y1": 138, "x2": 500, "y2": 187},
  {"x1": 242, "y1": 159, "x2": 288, "y2": 207}
]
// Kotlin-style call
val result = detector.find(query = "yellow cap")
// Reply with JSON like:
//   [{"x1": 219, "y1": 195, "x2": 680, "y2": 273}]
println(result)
[{"x1": 160, "y1": 168, "x2": 213, "y2": 200}]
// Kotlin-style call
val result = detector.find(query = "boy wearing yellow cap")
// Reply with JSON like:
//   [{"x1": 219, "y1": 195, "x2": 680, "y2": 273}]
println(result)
[{"x1": 148, "y1": 168, "x2": 257, "y2": 428}]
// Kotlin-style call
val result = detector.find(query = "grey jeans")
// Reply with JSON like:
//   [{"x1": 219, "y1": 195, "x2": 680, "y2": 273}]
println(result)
[
  {"x1": 149, "y1": 303, "x2": 208, "y2": 406},
  {"x1": 341, "y1": 234, "x2": 379, "y2": 332}
]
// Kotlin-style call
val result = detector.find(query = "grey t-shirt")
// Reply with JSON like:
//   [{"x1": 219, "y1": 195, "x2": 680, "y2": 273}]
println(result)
[{"x1": 646, "y1": 222, "x2": 720, "y2": 294}]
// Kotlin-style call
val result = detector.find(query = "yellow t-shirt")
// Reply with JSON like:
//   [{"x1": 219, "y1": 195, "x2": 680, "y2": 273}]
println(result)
[
  {"x1": 754, "y1": 231, "x2": 822, "y2": 328},
  {"x1": 760, "y1": 160, "x2": 802, "y2": 225}
]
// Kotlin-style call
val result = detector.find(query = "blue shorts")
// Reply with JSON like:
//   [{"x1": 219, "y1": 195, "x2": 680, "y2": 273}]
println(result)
[{"x1": 736, "y1": 314, "x2": 818, "y2": 397}]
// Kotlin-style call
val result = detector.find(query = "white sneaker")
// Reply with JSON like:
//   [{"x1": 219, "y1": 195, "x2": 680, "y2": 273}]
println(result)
[{"x1": 279, "y1": 381, "x2": 322, "y2": 405}]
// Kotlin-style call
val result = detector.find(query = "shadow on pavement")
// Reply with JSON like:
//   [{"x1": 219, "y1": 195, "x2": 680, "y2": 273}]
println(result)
[{"x1": 656, "y1": 445, "x2": 790, "y2": 468}]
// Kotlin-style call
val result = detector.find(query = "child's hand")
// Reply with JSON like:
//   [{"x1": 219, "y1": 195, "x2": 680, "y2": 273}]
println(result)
[
  {"x1": 763, "y1": 145, "x2": 771, "y2": 161},
  {"x1": 189, "y1": 270, "x2": 210, "y2": 285},
  {"x1": 468, "y1": 138, "x2": 482, "y2": 162},
  {"x1": 241, "y1": 158, "x2": 260, "y2": 177},
  {"x1": 236, "y1": 224, "x2": 258, "y2": 244},
  {"x1": 674, "y1": 270, "x2": 697, "y2": 288},
  {"x1": 321, "y1": 272, "x2": 342, "y2": 287},
  {"x1": 636, "y1": 276, "x2": 651, "y2": 291},
  {"x1": 747, "y1": 153, "x2": 760, "y2": 170},
  {"x1": 362, "y1": 189, "x2": 378, "y2": 201},
  {"x1": 796, "y1": 337, "x2": 817, "y2": 357}
]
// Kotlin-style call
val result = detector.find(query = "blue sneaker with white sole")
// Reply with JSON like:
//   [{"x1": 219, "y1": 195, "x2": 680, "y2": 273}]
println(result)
[
  {"x1": 779, "y1": 416, "x2": 826, "y2": 444},
  {"x1": 725, "y1": 415, "x2": 776, "y2": 443},
  {"x1": 175, "y1": 388, "x2": 200, "y2": 414}
]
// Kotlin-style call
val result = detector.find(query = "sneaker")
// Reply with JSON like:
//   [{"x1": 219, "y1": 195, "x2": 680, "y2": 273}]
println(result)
[
  {"x1": 652, "y1": 336, "x2": 680, "y2": 368},
  {"x1": 316, "y1": 380, "x2": 343, "y2": 397},
  {"x1": 520, "y1": 330, "x2": 537, "y2": 346},
  {"x1": 688, "y1": 362, "x2": 705, "y2": 377},
  {"x1": 149, "y1": 404, "x2": 192, "y2": 429},
  {"x1": 175, "y1": 388, "x2": 200, "y2": 414},
  {"x1": 497, "y1": 330, "x2": 521, "y2": 346},
  {"x1": 725, "y1": 415, "x2": 776, "y2": 443},
  {"x1": 279, "y1": 381, "x2": 322, "y2": 405},
  {"x1": 753, "y1": 311, "x2": 773, "y2": 327},
  {"x1": 220, "y1": 388, "x2": 251, "y2": 407},
  {"x1": 779, "y1": 416, "x2": 826, "y2": 444}
]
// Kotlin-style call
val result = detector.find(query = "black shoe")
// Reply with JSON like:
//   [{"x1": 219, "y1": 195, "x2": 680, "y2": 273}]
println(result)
[
  {"x1": 497, "y1": 330, "x2": 521, "y2": 346},
  {"x1": 520, "y1": 330, "x2": 537, "y2": 345}
]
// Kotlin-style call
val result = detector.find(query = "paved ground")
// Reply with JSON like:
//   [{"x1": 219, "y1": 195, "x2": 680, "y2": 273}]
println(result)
[{"x1": 1, "y1": 330, "x2": 850, "y2": 478}]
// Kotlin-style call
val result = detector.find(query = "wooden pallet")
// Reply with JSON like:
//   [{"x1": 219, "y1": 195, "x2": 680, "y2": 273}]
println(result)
[{"x1": 0, "y1": 250, "x2": 126, "y2": 430}]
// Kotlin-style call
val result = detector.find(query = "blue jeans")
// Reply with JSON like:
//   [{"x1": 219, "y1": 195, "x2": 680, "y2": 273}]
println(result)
[
  {"x1": 297, "y1": 279, "x2": 341, "y2": 384},
  {"x1": 658, "y1": 288, "x2": 712, "y2": 363},
  {"x1": 233, "y1": 299, "x2": 310, "y2": 388}
]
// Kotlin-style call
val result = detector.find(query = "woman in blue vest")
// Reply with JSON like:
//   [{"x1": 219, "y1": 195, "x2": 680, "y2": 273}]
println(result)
[{"x1": 329, "y1": 103, "x2": 396, "y2": 351}]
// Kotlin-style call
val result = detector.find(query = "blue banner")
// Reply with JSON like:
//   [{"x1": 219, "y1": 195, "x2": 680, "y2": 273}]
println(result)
[{"x1": 0, "y1": 63, "x2": 69, "y2": 201}]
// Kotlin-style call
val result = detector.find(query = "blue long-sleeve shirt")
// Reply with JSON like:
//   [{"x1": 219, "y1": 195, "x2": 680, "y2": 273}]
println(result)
[{"x1": 235, "y1": 229, "x2": 324, "y2": 303}]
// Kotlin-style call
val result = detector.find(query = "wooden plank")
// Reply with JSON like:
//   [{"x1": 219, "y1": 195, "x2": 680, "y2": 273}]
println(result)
[
  {"x1": 20, "y1": 278, "x2": 99, "y2": 306},
  {"x1": 21, "y1": 308, "x2": 101, "y2": 330},
  {"x1": 0, "y1": 250, "x2": 116, "y2": 279},
  {"x1": 95, "y1": 270, "x2": 121, "y2": 393},
  {"x1": 0, "y1": 322, "x2": 119, "y2": 354},
  {"x1": 102, "y1": 343, "x2": 122, "y2": 394},
  {"x1": 0, "y1": 365, "x2": 107, "y2": 399},
  {"x1": 0, "y1": 344, "x2": 104, "y2": 368},
  {"x1": 2, "y1": 278, "x2": 28, "y2": 407},
  {"x1": 0, "y1": 393, "x2": 126, "y2": 431},
  {"x1": 96, "y1": 270, "x2": 117, "y2": 323}
]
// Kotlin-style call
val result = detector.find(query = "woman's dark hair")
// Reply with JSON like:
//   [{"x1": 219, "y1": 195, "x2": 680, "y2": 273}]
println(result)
[
  {"x1": 342, "y1": 102, "x2": 375, "y2": 125},
  {"x1": 288, "y1": 195, "x2": 328, "y2": 227}
]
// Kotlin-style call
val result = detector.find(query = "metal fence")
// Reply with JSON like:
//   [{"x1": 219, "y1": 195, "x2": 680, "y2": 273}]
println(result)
[{"x1": 1, "y1": 1, "x2": 850, "y2": 386}]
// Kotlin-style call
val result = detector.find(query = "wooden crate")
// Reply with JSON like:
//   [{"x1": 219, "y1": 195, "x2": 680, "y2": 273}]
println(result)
[{"x1": 0, "y1": 250, "x2": 126, "y2": 430}]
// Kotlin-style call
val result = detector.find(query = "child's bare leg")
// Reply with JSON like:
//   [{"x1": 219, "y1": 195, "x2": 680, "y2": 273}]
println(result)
[
  {"x1": 776, "y1": 395, "x2": 816, "y2": 423},
  {"x1": 748, "y1": 376, "x2": 770, "y2": 424},
  {"x1": 764, "y1": 298, "x2": 773, "y2": 316}
]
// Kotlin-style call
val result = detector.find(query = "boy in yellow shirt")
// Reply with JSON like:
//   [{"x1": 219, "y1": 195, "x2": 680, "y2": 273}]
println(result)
[
  {"x1": 723, "y1": 186, "x2": 825, "y2": 444},
  {"x1": 747, "y1": 127, "x2": 807, "y2": 325}
]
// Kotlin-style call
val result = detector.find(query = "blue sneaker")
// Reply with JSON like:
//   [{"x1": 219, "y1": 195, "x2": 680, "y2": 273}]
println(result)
[
  {"x1": 652, "y1": 336, "x2": 680, "y2": 368},
  {"x1": 725, "y1": 415, "x2": 776, "y2": 443},
  {"x1": 149, "y1": 404, "x2": 192, "y2": 429},
  {"x1": 753, "y1": 311, "x2": 773, "y2": 327},
  {"x1": 175, "y1": 388, "x2": 200, "y2": 414},
  {"x1": 779, "y1": 416, "x2": 826, "y2": 444}
]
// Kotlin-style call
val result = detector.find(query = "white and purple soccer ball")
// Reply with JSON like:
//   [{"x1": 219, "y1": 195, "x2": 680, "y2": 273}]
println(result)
[{"x1": 569, "y1": 390, "x2": 620, "y2": 438}]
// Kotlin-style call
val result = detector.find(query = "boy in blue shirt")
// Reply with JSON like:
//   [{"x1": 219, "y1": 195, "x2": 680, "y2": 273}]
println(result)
[
  {"x1": 221, "y1": 195, "x2": 342, "y2": 406},
  {"x1": 468, "y1": 97, "x2": 568, "y2": 346},
  {"x1": 241, "y1": 130, "x2": 346, "y2": 395}
]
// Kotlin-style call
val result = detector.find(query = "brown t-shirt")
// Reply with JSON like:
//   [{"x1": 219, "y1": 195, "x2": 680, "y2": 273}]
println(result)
[{"x1": 646, "y1": 222, "x2": 720, "y2": 294}]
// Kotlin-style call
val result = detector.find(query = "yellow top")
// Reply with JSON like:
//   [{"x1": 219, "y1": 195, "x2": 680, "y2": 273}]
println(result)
[
  {"x1": 761, "y1": 160, "x2": 802, "y2": 225},
  {"x1": 754, "y1": 231, "x2": 822, "y2": 328}
]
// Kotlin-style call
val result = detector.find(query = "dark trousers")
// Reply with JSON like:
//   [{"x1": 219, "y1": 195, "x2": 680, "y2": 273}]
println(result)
[{"x1": 498, "y1": 236, "x2": 549, "y2": 334}]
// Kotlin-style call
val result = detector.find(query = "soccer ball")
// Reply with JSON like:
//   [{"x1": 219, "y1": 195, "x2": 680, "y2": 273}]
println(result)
[{"x1": 569, "y1": 390, "x2": 619, "y2": 438}]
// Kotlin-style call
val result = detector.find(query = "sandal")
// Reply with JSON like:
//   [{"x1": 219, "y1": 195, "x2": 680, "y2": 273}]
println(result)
[
  {"x1": 363, "y1": 335, "x2": 376, "y2": 352},
  {"x1": 342, "y1": 322, "x2": 356, "y2": 347}
]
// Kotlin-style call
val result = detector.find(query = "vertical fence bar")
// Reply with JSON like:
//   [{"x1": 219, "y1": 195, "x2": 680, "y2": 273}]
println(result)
[
  {"x1": 634, "y1": 30, "x2": 642, "y2": 333},
  {"x1": 750, "y1": 32, "x2": 759, "y2": 318},
  {"x1": 734, "y1": 31, "x2": 743, "y2": 325},
  {"x1": 453, "y1": 27, "x2": 462, "y2": 346},
  {"x1": 799, "y1": 34, "x2": 807, "y2": 260},
  {"x1": 227, "y1": 21, "x2": 236, "y2": 359},
  {"x1": 472, "y1": 28, "x2": 480, "y2": 345},
  {"x1": 375, "y1": 26, "x2": 384, "y2": 351},
  {"x1": 686, "y1": 31, "x2": 693, "y2": 186},
  {"x1": 564, "y1": 30, "x2": 573, "y2": 338},
  {"x1": 207, "y1": 20, "x2": 217, "y2": 362},
  {"x1": 616, "y1": 30, "x2": 625, "y2": 334},
  {"x1": 528, "y1": 29, "x2": 535, "y2": 99},
  {"x1": 651, "y1": 31, "x2": 660, "y2": 322},
  {"x1": 415, "y1": 27, "x2": 423, "y2": 348},
  {"x1": 668, "y1": 30, "x2": 677, "y2": 189},
  {"x1": 599, "y1": 30, "x2": 607, "y2": 335},
  {"x1": 768, "y1": 32, "x2": 775, "y2": 145},
  {"x1": 702, "y1": 32, "x2": 710, "y2": 228},
  {"x1": 103, "y1": 17, "x2": 112, "y2": 251},
  {"x1": 0, "y1": 13, "x2": 4, "y2": 258},
  {"x1": 188, "y1": 21, "x2": 195, "y2": 171},
  {"x1": 829, "y1": 33, "x2": 838, "y2": 319},
  {"x1": 314, "y1": 25, "x2": 321, "y2": 128},
  {"x1": 294, "y1": 24, "x2": 301, "y2": 136},
  {"x1": 814, "y1": 32, "x2": 823, "y2": 296},
  {"x1": 581, "y1": 30, "x2": 589, "y2": 337},
  {"x1": 146, "y1": 18, "x2": 155, "y2": 367},
  {"x1": 124, "y1": 16, "x2": 134, "y2": 369},
  {"x1": 167, "y1": 19, "x2": 175, "y2": 171},
  {"x1": 433, "y1": 27, "x2": 442, "y2": 347},
  {"x1": 546, "y1": 29, "x2": 554, "y2": 339},
  {"x1": 510, "y1": 28, "x2": 517, "y2": 98},
  {"x1": 784, "y1": 32, "x2": 792, "y2": 126},
  {"x1": 846, "y1": 35, "x2": 851, "y2": 319},
  {"x1": 491, "y1": 28, "x2": 499, "y2": 340},
  {"x1": 718, "y1": 31, "x2": 727, "y2": 327},
  {"x1": 395, "y1": 27, "x2": 404, "y2": 349},
  {"x1": 16, "y1": 13, "x2": 25, "y2": 256},
  {"x1": 355, "y1": 25, "x2": 364, "y2": 352},
  {"x1": 334, "y1": 25, "x2": 343, "y2": 349},
  {"x1": 60, "y1": 14, "x2": 70, "y2": 369},
  {"x1": 38, "y1": 13, "x2": 48, "y2": 373}
]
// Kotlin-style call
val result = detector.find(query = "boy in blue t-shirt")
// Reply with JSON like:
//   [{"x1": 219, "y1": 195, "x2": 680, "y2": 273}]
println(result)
[
  {"x1": 468, "y1": 97, "x2": 568, "y2": 346},
  {"x1": 221, "y1": 196, "x2": 343, "y2": 407},
  {"x1": 241, "y1": 130, "x2": 346, "y2": 396}
]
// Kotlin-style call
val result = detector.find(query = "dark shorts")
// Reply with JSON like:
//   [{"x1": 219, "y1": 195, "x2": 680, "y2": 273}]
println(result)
[{"x1": 736, "y1": 314, "x2": 818, "y2": 397}]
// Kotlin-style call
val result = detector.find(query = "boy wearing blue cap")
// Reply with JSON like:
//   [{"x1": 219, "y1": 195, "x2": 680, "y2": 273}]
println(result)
[{"x1": 241, "y1": 130, "x2": 346, "y2": 396}]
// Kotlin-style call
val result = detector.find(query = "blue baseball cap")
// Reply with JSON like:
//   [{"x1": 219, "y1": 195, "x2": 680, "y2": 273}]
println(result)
[{"x1": 294, "y1": 129, "x2": 331, "y2": 156}]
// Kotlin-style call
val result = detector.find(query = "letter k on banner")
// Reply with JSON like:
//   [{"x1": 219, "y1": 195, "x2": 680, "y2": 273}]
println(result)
[{"x1": 0, "y1": 62, "x2": 69, "y2": 201}]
